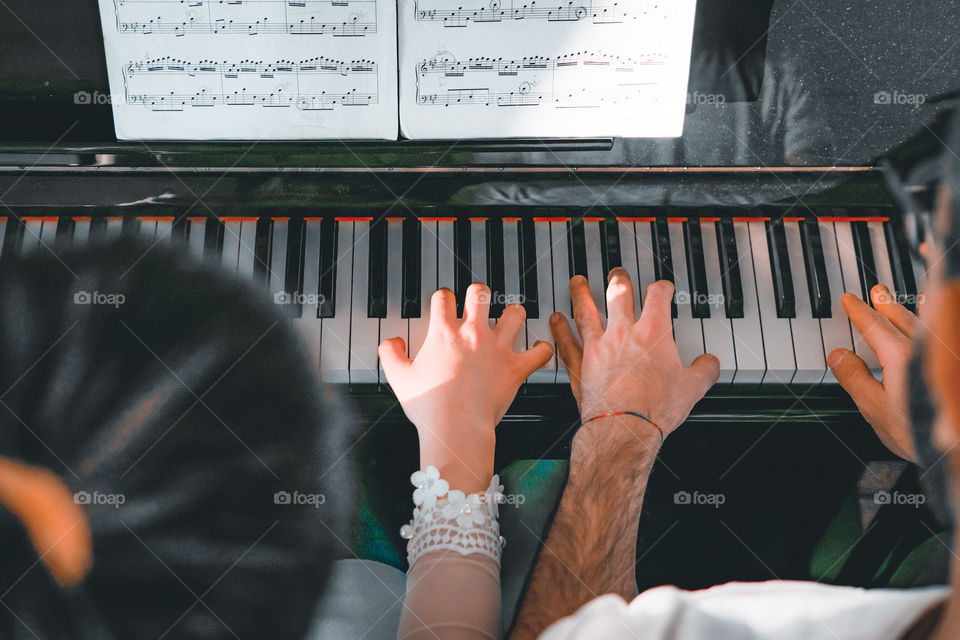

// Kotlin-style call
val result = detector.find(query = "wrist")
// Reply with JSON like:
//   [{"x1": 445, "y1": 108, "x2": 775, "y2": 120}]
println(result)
[
  {"x1": 569, "y1": 416, "x2": 660, "y2": 489},
  {"x1": 418, "y1": 424, "x2": 495, "y2": 494}
]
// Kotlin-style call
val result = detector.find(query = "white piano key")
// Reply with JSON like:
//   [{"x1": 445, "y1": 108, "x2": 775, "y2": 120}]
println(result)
[
  {"x1": 40, "y1": 219, "x2": 58, "y2": 247},
  {"x1": 380, "y1": 219, "x2": 409, "y2": 383},
  {"x1": 551, "y1": 221, "x2": 573, "y2": 383},
  {"x1": 634, "y1": 220, "x2": 658, "y2": 306},
  {"x1": 237, "y1": 219, "x2": 257, "y2": 279},
  {"x1": 869, "y1": 221, "x2": 896, "y2": 293},
  {"x1": 293, "y1": 221, "x2": 323, "y2": 373},
  {"x1": 0, "y1": 218, "x2": 6, "y2": 257},
  {"x1": 22, "y1": 219, "x2": 42, "y2": 252},
  {"x1": 437, "y1": 220, "x2": 455, "y2": 292},
  {"x1": 221, "y1": 221, "x2": 241, "y2": 271},
  {"x1": 818, "y1": 221, "x2": 855, "y2": 384},
  {"x1": 699, "y1": 221, "x2": 737, "y2": 383},
  {"x1": 582, "y1": 220, "x2": 607, "y2": 319},
  {"x1": 527, "y1": 221, "x2": 557, "y2": 383},
  {"x1": 730, "y1": 222, "x2": 766, "y2": 384},
  {"x1": 834, "y1": 222, "x2": 881, "y2": 372},
  {"x1": 268, "y1": 219, "x2": 288, "y2": 297},
  {"x1": 617, "y1": 221, "x2": 643, "y2": 319},
  {"x1": 320, "y1": 222, "x2": 354, "y2": 383},
  {"x1": 72, "y1": 218, "x2": 90, "y2": 245},
  {"x1": 784, "y1": 221, "x2": 826, "y2": 385},
  {"x1": 348, "y1": 220, "x2": 380, "y2": 384},
  {"x1": 106, "y1": 217, "x2": 123, "y2": 238},
  {"x1": 748, "y1": 220, "x2": 796, "y2": 384},
  {"x1": 668, "y1": 221, "x2": 704, "y2": 367},
  {"x1": 409, "y1": 220, "x2": 437, "y2": 359},
  {"x1": 138, "y1": 220, "x2": 157, "y2": 241},
  {"x1": 502, "y1": 219, "x2": 526, "y2": 351},
  {"x1": 187, "y1": 218, "x2": 206, "y2": 260},
  {"x1": 471, "y1": 219, "x2": 487, "y2": 283},
  {"x1": 156, "y1": 218, "x2": 172, "y2": 243}
]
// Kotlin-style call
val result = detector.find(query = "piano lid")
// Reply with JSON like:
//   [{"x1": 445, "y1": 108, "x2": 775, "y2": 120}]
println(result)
[{"x1": 0, "y1": 0, "x2": 958, "y2": 170}]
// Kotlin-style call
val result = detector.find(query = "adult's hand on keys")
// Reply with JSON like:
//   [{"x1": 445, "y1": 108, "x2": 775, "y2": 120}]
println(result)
[
  {"x1": 828, "y1": 284, "x2": 918, "y2": 461},
  {"x1": 379, "y1": 284, "x2": 553, "y2": 491},
  {"x1": 550, "y1": 269, "x2": 720, "y2": 451}
]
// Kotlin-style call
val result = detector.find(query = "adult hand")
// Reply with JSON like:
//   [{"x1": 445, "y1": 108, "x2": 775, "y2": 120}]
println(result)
[{"x1": 379, "y1": 284, "x2": 553, "y2": 491}]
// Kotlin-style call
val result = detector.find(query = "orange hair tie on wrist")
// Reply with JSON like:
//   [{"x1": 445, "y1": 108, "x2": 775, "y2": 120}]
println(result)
[{"x1": 581, "y1": 411, "x2": 664, "y2": 446}]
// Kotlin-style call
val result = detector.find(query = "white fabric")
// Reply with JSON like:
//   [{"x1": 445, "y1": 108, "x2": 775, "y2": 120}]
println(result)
[
  {"x1": 403, "y1": 466, "x2": 505, "y2": 566},
  {"x1": 539, "y1": 581, "x2": 948, "y2": 640}
]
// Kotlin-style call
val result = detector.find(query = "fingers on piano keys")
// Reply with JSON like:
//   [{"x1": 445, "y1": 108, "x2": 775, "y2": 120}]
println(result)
[{"x1": 0, "y1": 208, "x2": 924, "y2": 389}]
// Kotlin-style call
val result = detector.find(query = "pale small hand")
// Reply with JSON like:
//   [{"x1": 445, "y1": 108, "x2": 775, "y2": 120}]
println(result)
[
  {"x1": 379, "y1": 284, "x2": 553, "y2": 491},
  {"x1": 550, "y1": 269, "x2": 719, "y2": 449},
  {"x1": 828, "y1": 284, "x2": 918, "y2": 461}
]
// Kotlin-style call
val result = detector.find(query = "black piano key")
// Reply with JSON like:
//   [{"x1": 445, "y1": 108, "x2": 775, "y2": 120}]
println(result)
[
  {"x1": 253, "y1": 217, "x2": 272, "y2": 284},
  {"x1": 569, "y1": 218, "x2": 589, "y2": 279},
  {"x1": 204, "y1": 217, "x2": 224, "y2": 263},
  {"x1": 368, "y1": 217, "x2": 388, "y2": 318},
  {"x1": 765, "y1": 218, "x2": 795, "y2": 318},
  {"x1": 683, "y1": 220, "x2": 710, "y2": 318},
  {"x1": 171, "y1": 213, "x2": 189, "y2": 245},
  {"x1": 55, "y1": 216, "x2": 75, "y2": 248},
  {"x1": 884, "y1": 220, "x2": 918, "y2": 313},
  {"x1": 519, "y1": 217, "x2": 539, "y2": 318},
  {"x1": 602, "y1": 217, "x2": 622, "y2": 273},
  {"x1": 122, "y1": 215, "x2": 140, "y2": 238},
  {"x1": 401, "y1": 217, "x2": 421, "y2": 319},
  {"x1": 851, "y1": 221, "x2": 878, "y2": 306},
  {"x1": 284, "y1": 218, "x2": 306, "y2": 317},
  {"x1": 318, "y1": 217, "x2": 337, "y2": 318},
  {"x1": 799, "y1": 220, "x2": 831, "y2": 318},
  {"x1": 716, "y1": 219, "x2": 744, "y2": 318},
  {"x1": 0, "y1": 216, "x2": 24, "y2": 264},
  {"x1": 487, "y1": 217, "x2": 506, "y2": 317},
  {"x1": 454, "y1": 217, "x2": 472, "y2": 316},
  {"x1": 651, "y1": 220, "x2": 676, "y2": 318}
]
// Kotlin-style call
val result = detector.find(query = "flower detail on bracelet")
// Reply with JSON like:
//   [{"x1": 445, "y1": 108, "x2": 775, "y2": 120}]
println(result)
[{"x1": 411, "y1": 466, "x2": 449, "y2": 511}]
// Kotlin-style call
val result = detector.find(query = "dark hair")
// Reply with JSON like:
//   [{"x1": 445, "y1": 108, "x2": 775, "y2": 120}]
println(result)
[
  {"x1": 943, "y1": 105, "x2": 960, "y2": 279},
  {"x1": 0, "y1": 238, "x2": 354, "y2": 639}
]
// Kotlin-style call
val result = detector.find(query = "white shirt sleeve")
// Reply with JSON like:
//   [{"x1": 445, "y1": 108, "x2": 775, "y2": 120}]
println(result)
[{"x1": 538, "y1": 581, "x2": 947, "y2": 640}]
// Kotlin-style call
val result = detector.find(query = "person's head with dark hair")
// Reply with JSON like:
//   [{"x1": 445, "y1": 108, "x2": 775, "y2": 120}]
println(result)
[{"x1": 0, "y1": 239, "x2": 354, "y2": 639}]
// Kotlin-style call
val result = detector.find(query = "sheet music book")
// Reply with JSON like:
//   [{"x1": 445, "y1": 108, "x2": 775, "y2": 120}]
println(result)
[{"x1": 97, "y1": 0, "x2": 697, "y2": 140}]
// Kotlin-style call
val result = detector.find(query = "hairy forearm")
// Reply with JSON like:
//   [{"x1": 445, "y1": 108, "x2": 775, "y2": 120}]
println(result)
[{"x1": 510, "y1": 423, "x2": 659, "y2": 640}]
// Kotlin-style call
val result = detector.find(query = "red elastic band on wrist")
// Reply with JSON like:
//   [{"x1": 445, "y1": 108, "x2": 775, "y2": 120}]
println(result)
[{"x1": 581, "y1": 411, "x2": 664, "y2": 445}]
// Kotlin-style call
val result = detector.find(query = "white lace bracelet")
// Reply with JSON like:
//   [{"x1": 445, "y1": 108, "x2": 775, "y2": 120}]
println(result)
[{"x1": 399, "y1": 466, "x2": 506, "y2": 566}]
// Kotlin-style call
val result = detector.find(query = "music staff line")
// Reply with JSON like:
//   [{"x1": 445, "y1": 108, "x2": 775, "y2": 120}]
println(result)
[
  {"x1": 415, "y1": 51, "x2": 666, "y2": 109},
  {"x1": 122, "y1": 57, "x2": 380, "y2": 112},
  {"x1": 413, "y1": 0, "x2": 648, "y2": 27},
  {"x1": 113, "y1": 0, "x2": 377, "y2": 36}
]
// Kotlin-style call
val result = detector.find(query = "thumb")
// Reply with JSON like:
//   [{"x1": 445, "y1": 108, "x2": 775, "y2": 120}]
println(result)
[
  {"x1": 828, "y1": 347, "x2": 881, "y2": 402},
  {"x1": 515, "y1": 340, "x2": 554, "y2": 381},
  {"x1": 686, "y1": 353, "x2": 720, "y2": 401},
  {"x1": 378, "y1": 337, "x2": 411, "y2": 384}
]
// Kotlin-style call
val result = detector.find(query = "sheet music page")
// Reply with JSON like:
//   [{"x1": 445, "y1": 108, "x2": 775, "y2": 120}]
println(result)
[
  {"x1": 96, "y1": 0, "x2": 398, "y2": 140},
  {"x1": 398, "y1": 0, "x2": 697, "y2": 139}
]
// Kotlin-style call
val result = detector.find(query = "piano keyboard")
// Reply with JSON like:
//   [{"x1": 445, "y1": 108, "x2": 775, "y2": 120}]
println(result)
[{"x1": 0, "y1": 209, "x2": 925, "y2": 387}]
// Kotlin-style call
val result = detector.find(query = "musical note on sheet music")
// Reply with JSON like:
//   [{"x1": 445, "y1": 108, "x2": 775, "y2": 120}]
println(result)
[
  {"x1": 122, "y1": 56, "x2": 380, "y2": 111},
  {"x1": 412, "y1": 0, "x2": 656, "y2": 27},
  {"x1": 112, "y1": 0, "x2": 377, "y2": 36},
  {"x1": 415, "y1": 51, "x2": 665, "y2": 109}
]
